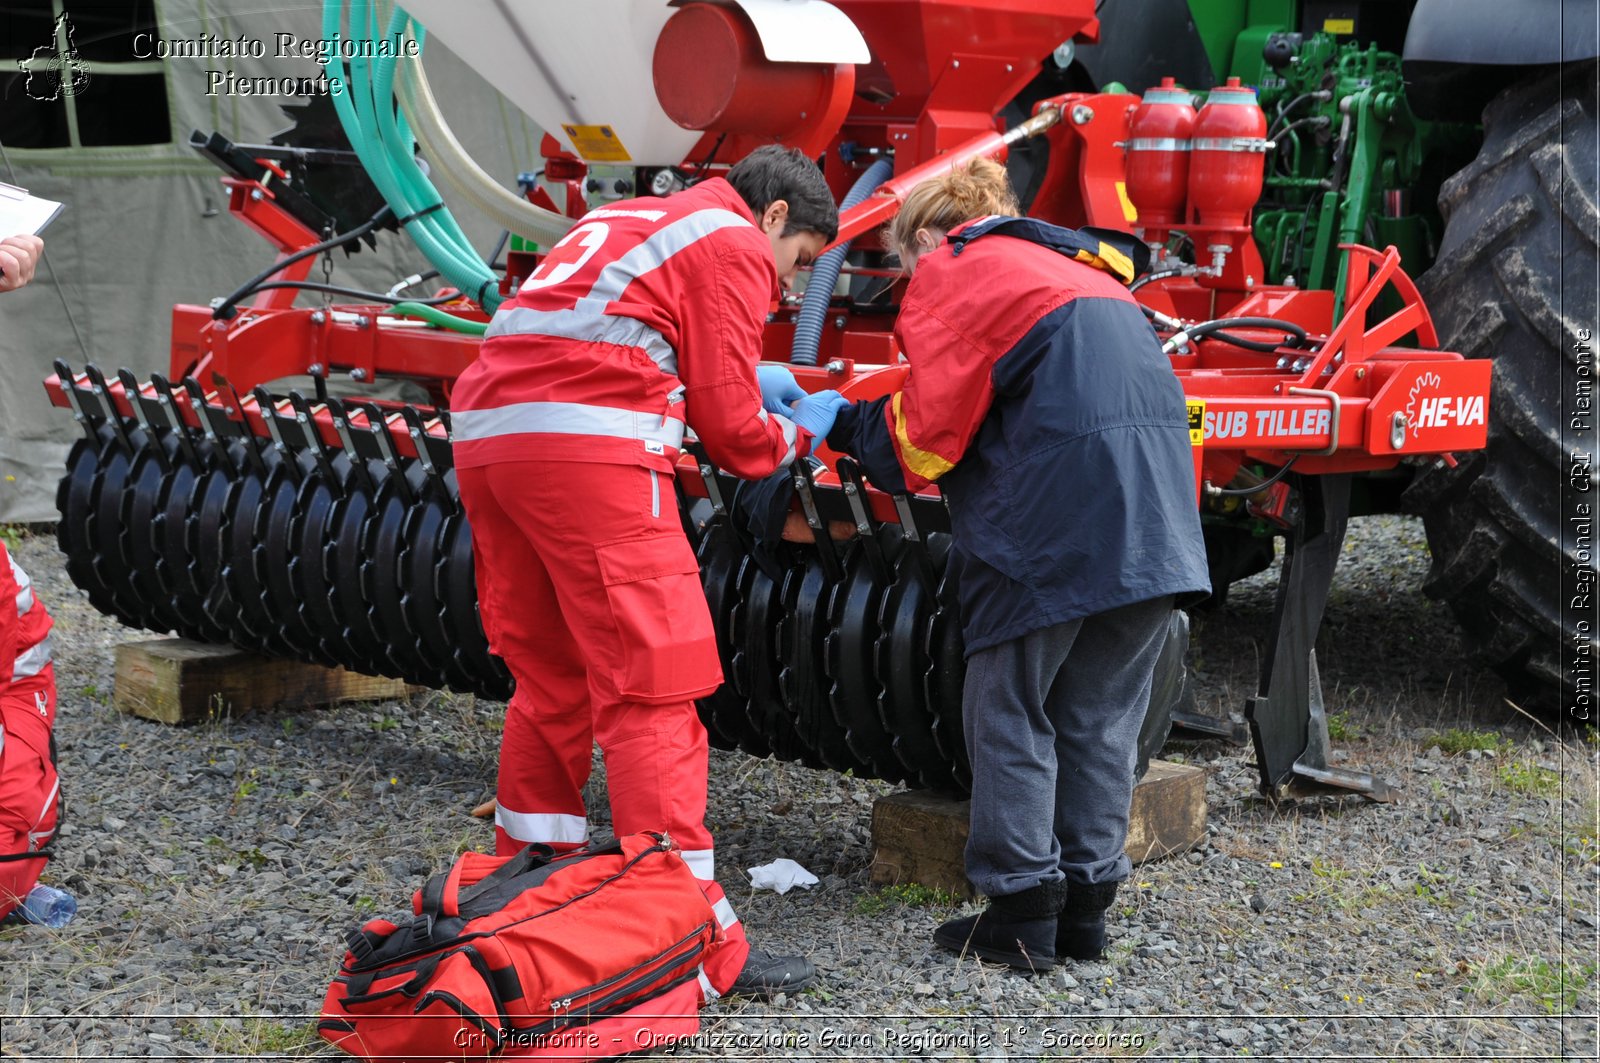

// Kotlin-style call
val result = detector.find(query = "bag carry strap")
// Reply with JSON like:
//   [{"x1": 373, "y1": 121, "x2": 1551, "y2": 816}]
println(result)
[{"x1": 421, "y1": 842, "x2": 556, "y2": 936}]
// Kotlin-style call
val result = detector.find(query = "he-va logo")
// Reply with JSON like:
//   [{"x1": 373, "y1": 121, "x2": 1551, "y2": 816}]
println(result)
[
  {"x1": 1405, "y1": 371, "x2": 1485, "y2": 436},
  {"x1": 18, "y1": 13, "x2": 92, "y2": 102}
]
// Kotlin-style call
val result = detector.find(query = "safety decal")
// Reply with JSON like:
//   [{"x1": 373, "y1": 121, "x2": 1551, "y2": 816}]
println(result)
[
  {"x1": 562, "y1": 124, "x2": 633, "y2": 163},
  {"x1": 1186, "y1": 400, "x2": 1205, "y2": 447}
]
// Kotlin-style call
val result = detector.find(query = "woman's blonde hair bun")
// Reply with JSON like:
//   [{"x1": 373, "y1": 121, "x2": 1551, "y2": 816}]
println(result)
[{"x1": 887, "y1": 156, "x2": 1020, "y2": 260}]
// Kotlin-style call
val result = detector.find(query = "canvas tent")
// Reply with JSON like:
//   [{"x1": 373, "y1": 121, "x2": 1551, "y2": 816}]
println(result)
[{"x1": 0, "y1": 0, "x2": 543, "y2": 521}]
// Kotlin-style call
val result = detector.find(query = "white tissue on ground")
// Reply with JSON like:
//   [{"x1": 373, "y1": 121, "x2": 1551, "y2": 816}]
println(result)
[{"x1": 746, "y1": 858, "x2": 819, "y2": 894}]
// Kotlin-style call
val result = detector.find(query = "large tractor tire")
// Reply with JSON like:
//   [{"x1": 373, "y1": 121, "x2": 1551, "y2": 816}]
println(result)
[{"x1": 1405, "y1": 61, "x2": 1598, "y2": 714}]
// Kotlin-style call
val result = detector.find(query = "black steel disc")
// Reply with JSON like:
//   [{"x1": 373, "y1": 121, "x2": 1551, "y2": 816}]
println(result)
[
  {"x1": 254, "y1": 450, "x2": 330, "y2": 663},
  {"x1": 694, "y1": 516, "x2": 764, "y2": 755},
  {"x1": 57, "y1": 430, "x2": 121, "y2": 619},
  {"x1": 874, "y1": 535, "x2": 953, "y2": 791},
  {"x1": 85, "y1": 430, "x2": 148, "y2": 628},
  {"x1": 220, "y1": 450, "x2": 295, "y2": 655},
  {"x1": 186, "y1": 447, "x2": 243, "y2": 637},
  {"x1": 777, "y1": 550, "x2": 860, "y2": 772},
  {"x1": 121, "y1": 429, "x2": 189, "y2": 635},
  {"x1": 436, "y1": 492, "x2": 514, "y2": 700},
  {"x1": 361, "y1": 461, "x2": 432, "y2": 683},
  {"x1": 289, "y1": 453, "x2": 355, "y2": 666},
  {"x1": 735, "y1": 550, "x2": 811, "y2": 764},
  {"x1": 152, "y1": 434, "x2": 231, "y2": 643},
  {"x1": 325, "y1": 460, "x2": 391, "y2": 677},
  {"x1": 822, "y1": 536, "x2": 904, "y2": 782},
  {"x1": 397, "y1": 477, "x2": 460, "y2": 686},
  {"x1": 922, "y1": 533, "x2": 971, "y2": 791}
]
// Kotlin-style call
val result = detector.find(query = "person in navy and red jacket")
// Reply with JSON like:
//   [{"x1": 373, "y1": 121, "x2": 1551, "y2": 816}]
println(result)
[
  {"x1": 828, "y1": 158, "x2": 1210, "y2": 972},
  {"x1": 450, "y1": 146, "x2": 849, "y2": 1000},
  {"x1": 0, "y1": 540, "x2": 60, "y2": 922}
]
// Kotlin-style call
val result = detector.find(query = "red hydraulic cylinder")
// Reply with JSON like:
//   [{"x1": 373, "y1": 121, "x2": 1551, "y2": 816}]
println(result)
[
  {"x1": 1124, "y1": 77, "x2": 1196, "y2": 258},
  {"x1": 1187, "y1": 77, "x2": 1269, "y2": 275}
]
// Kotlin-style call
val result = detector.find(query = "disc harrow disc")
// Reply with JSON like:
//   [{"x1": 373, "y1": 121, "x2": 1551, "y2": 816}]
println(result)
[
  {"x1": 874, "y1": 534, "x2": 953, "y2": 792},
  {"x1": 326, "y1": 461, "x2": 391, "y2": 677},
  {"x1": 695, "y1": 517, "x2": 765, "y2": 755},
  {"x1": 821, "y1": 537, "x2": 905, "y2": 782},
  {"x1": 777, "y1": 550, "x2": 861, "y2": 772}
]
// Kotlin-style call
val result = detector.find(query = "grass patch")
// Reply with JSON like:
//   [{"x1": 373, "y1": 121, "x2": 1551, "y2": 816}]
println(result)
[
  {"x1": 1497, "y1": 760, "x2": 1561, "y2": 797},
  {"x1": 190, "y1": 1017, "x2": 318, "y2": 1054},
  {"x1": 853, "y1": 883, "x2": 963, "y2": 916},
  {"x1": 1468, "y1": 954, "x2": 1596, "y2": 1014},
  {"x1": 0, "y1": 524, "x2": 25, "y2": 551},
  {"x1": 1326, "y1": 711, "x2": 1357, "y2": 741},
  {"x1": 1431, "y1": 728, "x2": 1505, "y2": 755}
]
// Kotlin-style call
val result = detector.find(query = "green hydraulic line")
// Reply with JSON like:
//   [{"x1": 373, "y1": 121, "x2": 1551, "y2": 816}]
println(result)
[
  {"x1": 322, "y1": 0, "x2": 504, "y2": 309},
  {"x1": 374, "y1": 8, "x2": 483, "y2": 268},
  {"x1": 389, "y1": 301, "x2": 489, "y2": 335}
]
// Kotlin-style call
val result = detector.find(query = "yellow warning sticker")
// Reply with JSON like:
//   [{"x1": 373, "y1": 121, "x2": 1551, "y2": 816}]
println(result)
[
  {"x1": 562, "y1": 124, "x2": 632, "y2": 163},
  {"x1": 1115, "y1": 180, "x2": 1138, "y2": 223},
  {"x1": 1186, "y1": 401, "x2": 1206, "y2": 447},
  {"x1": 1323, "y1": 17, "x2": 1355, "y2": 34}
]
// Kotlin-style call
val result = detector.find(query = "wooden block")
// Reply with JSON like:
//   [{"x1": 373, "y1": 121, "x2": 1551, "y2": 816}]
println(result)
[
  {"x1": 869, "y1": 759, "x2": 1207, "y2": 899},
  {"x1": 114, "y1": 638, "x2": 414, "y2": 725}
]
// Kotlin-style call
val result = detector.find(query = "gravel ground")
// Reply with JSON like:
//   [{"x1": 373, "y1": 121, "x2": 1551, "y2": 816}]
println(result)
[{"x1": 2, "y1": 515, "x2": 1596, "y2": 1061}]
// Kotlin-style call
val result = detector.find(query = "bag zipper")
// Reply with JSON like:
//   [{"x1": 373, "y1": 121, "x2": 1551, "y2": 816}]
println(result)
[
  {"x1": 650, "y1": 469, "x2": 660, "y2": 518},
  {"x1": 508, "y1": 921, "x2": 712, "y2": 1042}
]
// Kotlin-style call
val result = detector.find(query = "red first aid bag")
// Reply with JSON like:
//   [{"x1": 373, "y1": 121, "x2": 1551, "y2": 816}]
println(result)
[{"x1": 319, "y1": 832, "x2": 723, "y2": 1062}]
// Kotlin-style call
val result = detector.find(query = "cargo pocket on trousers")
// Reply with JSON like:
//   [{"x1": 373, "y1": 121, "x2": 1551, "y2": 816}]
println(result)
[{"x1": 594, "y1": 533, "x2": 723, "y2": 704}]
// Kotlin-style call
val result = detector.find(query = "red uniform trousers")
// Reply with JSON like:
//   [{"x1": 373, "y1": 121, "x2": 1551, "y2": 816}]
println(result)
[
  {"x1": 457, "y1": 460, "x2": 749, "y2": 995},
  {"x1": 0, "y1": 663, "x2": 59, "y2": 920}
]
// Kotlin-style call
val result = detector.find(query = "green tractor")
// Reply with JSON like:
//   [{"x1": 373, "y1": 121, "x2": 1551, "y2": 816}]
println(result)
[{"x1": 1007, "y1": 0, "x2": 1598, "y2": 717}]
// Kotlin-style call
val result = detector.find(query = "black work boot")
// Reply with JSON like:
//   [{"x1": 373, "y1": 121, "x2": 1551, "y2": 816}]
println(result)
[
  {"x1": 932, "y1": 881, "x2": 1066, "y2": 973},
  {"x1": 727, "y1": 946, "x2": 817, "y2": 999},
  {"x1": 1057, "y1": 880, "x2": 1119, "y2": 961}
]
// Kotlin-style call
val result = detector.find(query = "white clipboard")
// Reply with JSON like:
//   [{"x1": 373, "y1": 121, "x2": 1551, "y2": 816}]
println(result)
[{"x1": 0, "y1": 181, "x2": 64, "y2": 239}]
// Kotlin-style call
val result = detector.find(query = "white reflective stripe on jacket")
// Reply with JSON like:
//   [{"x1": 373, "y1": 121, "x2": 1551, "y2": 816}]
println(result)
[
  {"x1": 5, "y1": 553, "x2": 51, "y2": 684},
  {"x1": 449, "y1": 401, "x2": 686, "y2": 452}
]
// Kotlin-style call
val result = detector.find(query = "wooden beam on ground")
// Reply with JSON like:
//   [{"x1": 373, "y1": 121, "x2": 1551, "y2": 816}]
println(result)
[
  {"x1": 114, "y1": 638, "x2": 414, "y2": 725},
  {"x1": 869, "y1": 760, "x2": 1207, "y2": 899}
]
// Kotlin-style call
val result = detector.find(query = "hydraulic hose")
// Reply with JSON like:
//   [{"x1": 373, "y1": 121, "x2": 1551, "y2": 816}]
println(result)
[
  {"x1": 791, "y1": 157, "x2": 895, "y2": 365},
  {"x1": 322, "y1": 0, "x2": 504, "y2": 309},
  {"x1": 397, "y1": 51, "x2": 573, "y2": 247},
  {"x1": 1162, "y1": 315, "x2": 1312, "y2": 355},
  {"x1": 212, "y1": 203, "x2": 393, "y2": 319},
  {"x1": 389, "y1": 301, "x2": 490, "y2": 335}
]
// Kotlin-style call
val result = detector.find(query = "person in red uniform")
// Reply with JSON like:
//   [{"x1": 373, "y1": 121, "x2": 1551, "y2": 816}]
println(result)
[
  {"x1": 451, "y1": 146, "x2": 848, "y2": 999},
  {"x1": 0, "y1": 541, "x2": 60, "y2": 921},
  {"x1": 828, "y1": 160, "x2": 1209, "y2": 971}
]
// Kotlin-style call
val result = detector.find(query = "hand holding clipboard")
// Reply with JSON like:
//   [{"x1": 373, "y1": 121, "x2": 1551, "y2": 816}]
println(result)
[{"x1": 0, "y1": 181, "x2": 61, "y2": 294}]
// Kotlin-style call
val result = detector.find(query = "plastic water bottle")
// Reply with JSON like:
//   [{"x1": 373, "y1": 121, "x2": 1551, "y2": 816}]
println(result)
[{"x1": 12, "y1": 884, "x2": 77, "y2": 928}]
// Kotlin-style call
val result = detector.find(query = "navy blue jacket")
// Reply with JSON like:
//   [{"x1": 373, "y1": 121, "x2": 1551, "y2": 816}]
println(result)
[{"x1": 829, "y1": 216, "x2": 1210, "y2": 655}]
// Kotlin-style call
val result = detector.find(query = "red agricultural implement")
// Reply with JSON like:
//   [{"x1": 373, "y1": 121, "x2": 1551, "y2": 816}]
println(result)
[{"x1": 44, "y1": 0, "x2": 1502, "y2": 802}]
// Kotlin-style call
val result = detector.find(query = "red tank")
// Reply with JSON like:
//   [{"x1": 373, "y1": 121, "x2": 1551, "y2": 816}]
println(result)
[
  {"x1": 1125, "y1": 77, "x2": 1196, "y2": 257},
  {"x1": 1187, "y1": 77, "x2": 1269, "y2": 272}
]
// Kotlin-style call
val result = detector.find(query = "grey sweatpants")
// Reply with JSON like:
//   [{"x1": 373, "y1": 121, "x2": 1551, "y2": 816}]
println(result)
[{"x1": 963, "y1": 596, "x2": 1174, "y2": 898}]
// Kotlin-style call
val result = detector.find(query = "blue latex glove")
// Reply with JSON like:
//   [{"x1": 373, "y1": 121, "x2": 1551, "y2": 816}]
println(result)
[
  {"x1": 789, "y1": 390, "x2": 851, "y2": 438},
  {"x1": 756, "y1": 365, "x2": 807, "y2": 416}
]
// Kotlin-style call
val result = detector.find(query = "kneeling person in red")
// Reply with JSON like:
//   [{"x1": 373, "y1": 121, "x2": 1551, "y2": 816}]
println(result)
[
  {"x1": 1, "y1": 541, "x2": 62, "y2": 924},
  {"x1": 452, "y1": 146, "x2": 848, "y2": 999}
]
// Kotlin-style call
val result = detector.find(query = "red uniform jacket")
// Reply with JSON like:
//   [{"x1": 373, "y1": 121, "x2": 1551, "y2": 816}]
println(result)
[
  {"x1": 828, "y1": 217, "x2": 1209, "y2": 652},
  {"x1": 451, "y1": 179, "x2": 809, "y2": 477},
  {"x1": 1, "y1": 542, "x2": 58, "y2": 913}
]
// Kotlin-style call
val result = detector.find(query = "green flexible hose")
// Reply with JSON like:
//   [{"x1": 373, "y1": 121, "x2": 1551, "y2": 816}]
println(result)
[
  {"x1": 388, "y1": 301, "x2": 489, "y2": 335},
  {"x1": 322, "y1": 0, "x2": 503, "y2": 310}
]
